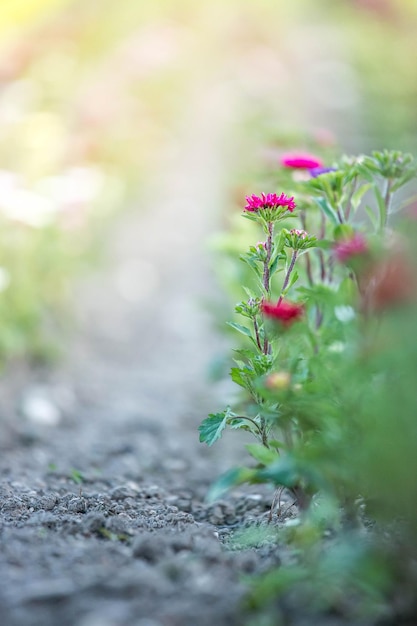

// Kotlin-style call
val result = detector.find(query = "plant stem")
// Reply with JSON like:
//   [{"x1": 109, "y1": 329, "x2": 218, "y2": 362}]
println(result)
[
  {"x1": 278, "y1": 250, "x2": 298, "y2": 304},
  {"x1": 260, "y1": 417, "x2": 269, "y2": 448},
  {"x1": 384, "y1": 178, "x2": 393, "y2": 228},
  {"x1": 262, "y1": 221, "x2": 274, "y2": 355},
  {"x1": 336, "y1": 206, "x2": 344, "y2": 224},
  {"x1": 345, "y1": 176, "x2": 358, "y2": 222},
  {"x1": 234, "y1": 415, "x2": 264, "y2": 437},
  {"x1": 253, "y1": 316, "x2": 262, "y2": 352},
  {"x1": 262, "y1": 221, "x2": 274, "y2": 294},
  {"x1": 300, "y1": 210, "x2": 314, "y2": 286}
]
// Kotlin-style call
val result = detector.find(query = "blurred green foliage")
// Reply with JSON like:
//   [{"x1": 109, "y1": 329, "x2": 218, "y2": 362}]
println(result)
[{"x1": 0, "y1": 0, "x2": 415, "y2": 366}]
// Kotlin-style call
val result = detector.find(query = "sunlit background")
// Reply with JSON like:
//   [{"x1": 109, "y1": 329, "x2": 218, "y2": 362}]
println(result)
[{"x1": 0, "y1": 0, "x2": 416, "y2": 362}]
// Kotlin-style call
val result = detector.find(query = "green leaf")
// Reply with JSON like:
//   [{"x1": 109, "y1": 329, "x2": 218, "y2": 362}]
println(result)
[
  {"x1": 355, "y1": 164, "x2": 375, "y2": 182},
  {"x1": 391, "y1": 168, "x2": 417, "y2": 192},
  {"x1": 229, "y1": 418, "x2": 253, "y2": 432},
  {"x1": 333, "y1": 224, "x2": 354, "y2": 240},
  {"x1": 230, "y1": 367, "x2": 249, "y2": 388},
  {"x1": 246, "y1": 443, "x2": 279, "y2": 465},
  {"x1": 315, "y1": 239, "x2": 333, "y2": 250},
  {"x1": 373, "y1": 184, "x2": 386, "y2": 229},
  {"x1": 255, "y1": 457, "x2": 300, "y2": 487},
  {"x1": 365, "y1": 205, "x2": 379, "y2": 230},
  {"x1": 351, "y1": 183, "x2": 372, "y2": 212},
  {"x1": 226, "y1": 321, "x2": 252, "y2": 338},
  {"x1": 240, "y1": 255, "x2": 261, "y2": 278},
  {"x1": 207, "y1": 467, "x2": 256, "y2": 502},
  {"x1": 242, "y1": 286, "x2": 257, "y2": 300},
  {"x1": 199, "y1": 411, "x2": 228, "y2": 446},
  {"x1": 314, "y1": 197, "x2": 339, "y2": 225},
  {"x1": 269, "y1": 254, "x2": 285, "y2": 276},
  {"x1": 286, "y1": 270, "x2": 299, "y2": 291},
  {"x1": 70, "y1": 469, "x2": 84, "y2": 485}
]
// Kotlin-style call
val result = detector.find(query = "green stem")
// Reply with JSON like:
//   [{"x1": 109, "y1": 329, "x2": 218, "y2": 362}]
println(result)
[
  {"x1": 278, "y1": 250, "x2": 298, "y2": 304},
  {"x1": 253, "y1": 316, "x2": 262, "y2": 352},
  {"x1": 345, "y1": 176, "x2": 358, "y2": 222},
  {"x1": 234, "y1": 415, "x2": 264, "y2": 437},
  {"x1": 262, "y1": 221, "x2": 274, "y2": 355},
  {"x1": 260, "y1": 417, "x2": 270, "y2": 448},
  {"x1": 384, "y1": 178, "x2": 393, "y2": 228},
  {"x1": 262, "y1": 221, "x2": 274, "y2": 294},
  {"x1": 301, "y1": 211, "x2": 314, "y2": 286}
]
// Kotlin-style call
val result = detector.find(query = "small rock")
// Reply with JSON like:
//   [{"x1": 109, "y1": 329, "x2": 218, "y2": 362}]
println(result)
[
  {"x1": 110, "y1": 486, "x2": 138, "y2": 500},
  {"x1": 38, "y1": 494, "x2": 58, "y2": 511},
  {"x1": 67, "y1": 497, "x2": 87, "y2": 513},
  {"x1": 105, "y1": 515, "x2": 133, "y2": 535}
]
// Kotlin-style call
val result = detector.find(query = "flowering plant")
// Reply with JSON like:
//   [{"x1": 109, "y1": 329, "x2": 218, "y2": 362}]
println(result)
[
  {"x1": 199, "y1": 146, "x2": 417, "y2": 620},
  {"x1": 200, "y1": 146, "x2": 417, "y2": 521},
  {"x1": 199, "y1": 145, "x2": 417, "y2": 619}
]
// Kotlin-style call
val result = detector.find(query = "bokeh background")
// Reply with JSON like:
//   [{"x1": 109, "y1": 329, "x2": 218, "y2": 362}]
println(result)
[{"x1": 0, "y1": 0, "x2": 416, "y2": 362}]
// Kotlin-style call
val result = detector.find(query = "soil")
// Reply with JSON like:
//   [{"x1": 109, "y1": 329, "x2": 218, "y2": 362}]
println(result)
[{"x1": 0, "y1": 81, "x2": 301, "y2": 626}]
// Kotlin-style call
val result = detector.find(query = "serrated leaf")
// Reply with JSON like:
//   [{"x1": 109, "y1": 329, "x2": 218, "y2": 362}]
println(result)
[
  {"x1": 230, "y1": 367, "x2": 249, "y2": 388},
  {"x1": 199, "y1": 411, "x2": 228, "y2": 446}
]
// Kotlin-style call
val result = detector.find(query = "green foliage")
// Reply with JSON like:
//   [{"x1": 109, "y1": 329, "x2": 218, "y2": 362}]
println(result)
[{"x1": 202, "y1": 144, "x2": 417, "y2": 622}]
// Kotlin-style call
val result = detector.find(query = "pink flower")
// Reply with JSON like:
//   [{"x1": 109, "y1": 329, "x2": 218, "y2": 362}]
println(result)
[
  {"x1": 290, "y1": 229, "x2": 307, "y2": 239},
  {"x1": 261, "y1": 300, "x2": 304, "y2": 326},
  {"x1": 333, "y1": 233, "x2": 368, "y2": 263},
  {"x1": 244, "y1": 192, "x2": 296, "y2": 213},
  {"x1": 281, "y1": 152, "x2": 323, "y2": 169}
]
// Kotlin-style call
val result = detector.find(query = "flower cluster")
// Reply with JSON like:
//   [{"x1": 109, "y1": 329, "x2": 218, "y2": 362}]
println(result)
[
  {"x1": 261, "y1": 300, "x2": 304, "y2": 326},
  {"x1": 244, "y1": 192, "x2": 296, "y2": 213},
  {"x1": 290, "y1": 229, "x2": 307, "y2": 239},
  {"x1": 285, "y1": 228, "x2": 317, "y2": 252}
]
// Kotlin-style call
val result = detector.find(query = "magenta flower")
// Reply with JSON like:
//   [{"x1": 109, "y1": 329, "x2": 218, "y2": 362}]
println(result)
[
  {"x1": 244, "y1": 192, "x2": 296, "y2": 213},
  {"x1": 261, "y1": 300, "x2": 304, "y2": 326},
  {"x1": 333, "y1": 233, "x2": 368, "y2": 263},
  {"x1": 281, "y1": 152, "x2": 323, "y2": 169}
]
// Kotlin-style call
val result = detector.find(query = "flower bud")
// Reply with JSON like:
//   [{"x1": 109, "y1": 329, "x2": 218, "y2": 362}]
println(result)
[{"x1": 265, "y1": 371, "x2": 291, "y2": 391}]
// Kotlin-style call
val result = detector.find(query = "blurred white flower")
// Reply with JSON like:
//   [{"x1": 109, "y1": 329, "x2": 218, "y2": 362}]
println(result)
[
  {"x1": 334, "y1": 305, "x2": 356, "y2": 323},
  {"x1": 328, "y1": 341, "x2": 346, "y2": 353}
]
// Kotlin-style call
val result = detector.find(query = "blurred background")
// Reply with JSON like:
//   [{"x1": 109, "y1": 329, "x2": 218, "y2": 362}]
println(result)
[{"x1": 0, "y1": 0, "x2": 416, "y2": 363}]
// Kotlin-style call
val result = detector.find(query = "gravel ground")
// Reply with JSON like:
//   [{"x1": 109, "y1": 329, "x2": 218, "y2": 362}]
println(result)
[{"x1": 0, "y1": 81, "x2": 299, "y2": 626}]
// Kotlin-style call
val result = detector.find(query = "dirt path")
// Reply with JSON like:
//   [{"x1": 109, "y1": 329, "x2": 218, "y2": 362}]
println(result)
[{"x1": 0, "y1": 75, "x2": 284, "y2": 626}]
